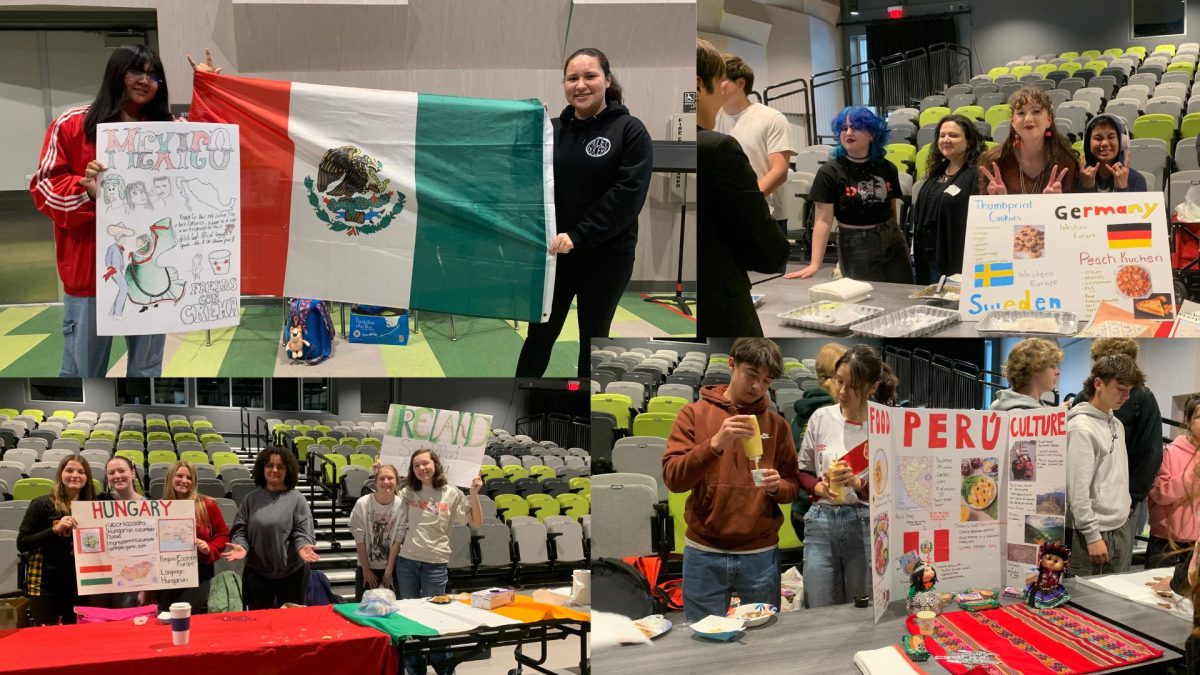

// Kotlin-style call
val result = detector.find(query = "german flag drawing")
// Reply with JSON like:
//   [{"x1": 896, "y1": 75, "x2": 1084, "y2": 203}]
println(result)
[
  {"x1": 974, "y1": 262, "x2": 1014, "y2": 287},
  {"x1": 1107, "y1": 223, "x2": 1152, "y2": 249}
]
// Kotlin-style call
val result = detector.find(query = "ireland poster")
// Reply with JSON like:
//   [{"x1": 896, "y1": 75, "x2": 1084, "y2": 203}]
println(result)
[
  {"x1": 71, "y1": 499, "x2": 198, "y2": 595},
  {"x1": 94, "y1": 122, "x2": 241, "y2": 336},
  {"x1": 379, "y1": 404, "x2": 491, "y2": 487}
]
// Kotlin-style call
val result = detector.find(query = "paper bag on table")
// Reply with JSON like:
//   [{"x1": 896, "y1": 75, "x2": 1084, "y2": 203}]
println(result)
[
  {"x1": 780, "y1": 566, "x2": 803, "y2": 612},
  {"x1": 572, "y1": 569, "x2": 591, "y2": 606}
]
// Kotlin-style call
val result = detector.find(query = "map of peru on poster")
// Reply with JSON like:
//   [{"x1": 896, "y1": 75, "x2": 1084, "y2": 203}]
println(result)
[
  {"x1": 71, "y1": 499, "x2": 197, "y2": 595},
  {"x1": 868, "y1": 404, "x2": 1068, "y2": 624},
  {"x1": 960, "y1": 193, "x2": 1174, "y2": 324},
  {"x1": 94, "y1": 122, "x2": 241, "y2": 336},
  {"x1": 380, "y1": 404, "x2": 491, "y2": 487}
]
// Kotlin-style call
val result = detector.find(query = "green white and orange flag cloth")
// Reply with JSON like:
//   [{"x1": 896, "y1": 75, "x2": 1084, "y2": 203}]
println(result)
[{"x1": 189, "y1": 71, "x2": 555, "y2": 322}]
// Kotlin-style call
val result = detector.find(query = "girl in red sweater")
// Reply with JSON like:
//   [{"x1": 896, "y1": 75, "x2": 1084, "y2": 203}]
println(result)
[{"x1": 157, "y1": 460, "x2": 229, "y2": 613}]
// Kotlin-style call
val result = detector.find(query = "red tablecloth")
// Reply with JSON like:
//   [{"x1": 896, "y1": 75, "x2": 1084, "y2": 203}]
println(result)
[
  {"x1": 0, "y1": 605, "x2": 396, "y2": 675},
  {"x1": 905, "y1": 604, "x2": 1163, "y2": 675}
]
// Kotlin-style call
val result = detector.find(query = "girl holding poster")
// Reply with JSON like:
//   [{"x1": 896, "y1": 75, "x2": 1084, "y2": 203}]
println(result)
[
  {"x1": 799, "y1": 345, "x2": 898, "y2": 607},
  {"x1": 157, "y1": 460, "x2": 229, "y2": 613},
  {"x1": 16, "y1": 455, "x2": 99, "y2": 625},
  {"x1": 28, "y1": 45, "x2": 220, "y2": 377},
  {"x1": 85, "y1": 455, "x2": 146, "y2": 609}
]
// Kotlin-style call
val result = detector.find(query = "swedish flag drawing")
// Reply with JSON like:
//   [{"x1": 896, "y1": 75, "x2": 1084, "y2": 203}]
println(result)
[{"x1": 974, "y1": 262, "x2": 1014, "y2": 287}]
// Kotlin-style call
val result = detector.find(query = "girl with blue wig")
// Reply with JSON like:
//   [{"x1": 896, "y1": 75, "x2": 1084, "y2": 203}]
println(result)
[{"x1": 785, "y1": 107, "x2": 912, "y2": 283}]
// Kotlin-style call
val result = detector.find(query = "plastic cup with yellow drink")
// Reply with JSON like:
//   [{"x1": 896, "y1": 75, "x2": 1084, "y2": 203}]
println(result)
[
  {"x1": 743, "y1": 415, "x2": 765, "y2": 485},
  {"x1": 826, "y1": 459, "x2": 849, "y2": 502}
]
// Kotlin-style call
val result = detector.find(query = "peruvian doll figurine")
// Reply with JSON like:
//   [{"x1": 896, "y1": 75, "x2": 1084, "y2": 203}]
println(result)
[
  {"x1": 907, "y1": 561, "x2": 942, "y2": 614},
  {"x1": 1024, "y1": 542, "x2": 1071, "y2": 608}
]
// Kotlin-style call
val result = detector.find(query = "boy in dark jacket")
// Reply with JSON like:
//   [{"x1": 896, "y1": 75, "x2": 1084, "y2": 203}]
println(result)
[{"x1": 696, "y1": 38, "x2": 789, "y2": 338}]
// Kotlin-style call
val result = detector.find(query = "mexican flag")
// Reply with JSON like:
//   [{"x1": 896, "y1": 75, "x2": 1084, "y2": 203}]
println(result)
[{"x1": 188, "y1": 71, "x2": 554, "y2": 322}]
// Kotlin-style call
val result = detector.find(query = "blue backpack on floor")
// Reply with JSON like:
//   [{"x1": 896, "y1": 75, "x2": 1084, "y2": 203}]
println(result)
[
  {"x1": 282, "y1": 298, "x2": 335, "y2": 365},
  {"x1": 306, "y1": 569, "x2": 338, "y2": 606}
]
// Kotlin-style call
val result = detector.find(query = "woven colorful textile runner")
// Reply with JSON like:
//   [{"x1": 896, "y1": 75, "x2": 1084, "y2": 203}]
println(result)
[{"x1": 904, "y1": 605, "x2": 1163, "y2": 674}]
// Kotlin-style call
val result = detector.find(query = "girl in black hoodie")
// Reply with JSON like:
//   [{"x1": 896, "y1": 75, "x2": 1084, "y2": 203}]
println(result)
[{"x1": 515, "y1": 48, "x2": 653, "y2": 377}]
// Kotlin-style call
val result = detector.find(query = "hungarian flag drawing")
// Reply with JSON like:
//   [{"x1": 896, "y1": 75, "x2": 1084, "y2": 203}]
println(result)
[
  {"x1": 77, "y1": 564, "x2": 114, "y2": 587},
  {"x1": 1107, "y1": 223, "x2": 1152, "y2": 249},
  {"x1": 188, "y1": 72, "x2": 554, "y2": 322}
]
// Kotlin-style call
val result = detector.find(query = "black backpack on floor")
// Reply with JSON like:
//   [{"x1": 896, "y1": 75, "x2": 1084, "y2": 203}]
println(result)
[{"x1": 592, "y1": 558, "x2": 659, "y2": 619}]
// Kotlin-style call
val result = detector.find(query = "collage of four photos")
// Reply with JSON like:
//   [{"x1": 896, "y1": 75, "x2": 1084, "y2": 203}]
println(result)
[{"x1": 3, "y1": 0, "x2": 1200, "y2": 673}]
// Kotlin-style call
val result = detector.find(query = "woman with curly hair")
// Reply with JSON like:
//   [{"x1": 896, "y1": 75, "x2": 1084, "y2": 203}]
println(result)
[
  {"x1": 991, "y1": 337, "x2": 1063, "y2": 411},
  {"x1": 979, "y1": 87, "x2": 1078, "y2": 195},
  {"x1": 785, "y1": 106, "x2": 912, "y2": 283},
  {"x1": 222, "y1": 447, "x2": 320, "y2": 609},
  {"x1": 911, "y1": 114, "x2": 986, "y2": 283}
]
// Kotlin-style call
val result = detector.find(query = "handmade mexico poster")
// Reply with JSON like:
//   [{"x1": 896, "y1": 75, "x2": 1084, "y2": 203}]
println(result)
[
  {"x1": 379, "y1": 404, "x2": 491, "y2": 487},
  {"x1": 94, "y1": 122, "x2": 241, "y2": 336},
  {"x1": 71, "y1": 499, "x2": 198, "y2": 595},
  {"x1": 960, "y1": 192, "x2": 1174, "y2": 323}
]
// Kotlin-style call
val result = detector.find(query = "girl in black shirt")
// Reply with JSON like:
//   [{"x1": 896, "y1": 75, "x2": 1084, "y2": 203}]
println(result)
[
  {"x1": 515, "y1": 48, "x2": 653, "y2": 378},
  {"x1": 17, "y1": 455, "x2": 99, "y2": 625},
  {"x1": 911, "y1": 114, "x2": 986, "y2": 283},
  {"x1": 786, "y1": 106, "x2": 912, "y2": 284}
]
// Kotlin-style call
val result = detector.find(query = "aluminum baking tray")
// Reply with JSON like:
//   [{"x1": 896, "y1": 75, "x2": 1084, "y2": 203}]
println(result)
[
  {"x1": 975, "y1": 310, "x2": 1079, "y2": 336},
  {"x1": 850, "y1": 306, "x2": 960, "y2": 338},
  {"x1": 908, "y1": 283, "x2": 963, "y2": 305},
  {"x1": 777, "y1": 302, "x2": 886, "y2": 332}
]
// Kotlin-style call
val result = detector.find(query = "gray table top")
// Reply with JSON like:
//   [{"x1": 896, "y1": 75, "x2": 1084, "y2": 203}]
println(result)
[
  {"x1": 592, "y1": 579, "x2": 1187, "y2": 674},
  {"x1": 751, "y1": 264, "x2": 1085, "y2": 338}
]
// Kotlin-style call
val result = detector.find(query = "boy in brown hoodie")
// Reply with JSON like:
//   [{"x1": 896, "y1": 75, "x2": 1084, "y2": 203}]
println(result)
[{"x1": 663, "y1": 337, "x2": 801, "y2": 621}]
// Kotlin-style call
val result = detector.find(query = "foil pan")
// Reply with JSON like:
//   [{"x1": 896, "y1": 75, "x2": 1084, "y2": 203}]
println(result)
[
  {"x1": 850, "y1": 306, "x2": 960, "y2": 338},
  {"x1": 777, "y1": 302, "x2": 886, "y2": 332},
  {"x1": 976, "y1": 310, "x2": 1079, "y2": 336}
]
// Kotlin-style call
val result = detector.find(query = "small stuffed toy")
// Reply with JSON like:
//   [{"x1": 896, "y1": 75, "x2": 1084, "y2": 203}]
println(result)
[
  {"x1": 907, "y1": 561, "x2": 943, "y2": 614},
  {"x1": 1024, "y1": 542, "x2": 1071, "y2": 609},
  {"x1": 286, "y1": 324, "x2": 309, "y2": 360}
]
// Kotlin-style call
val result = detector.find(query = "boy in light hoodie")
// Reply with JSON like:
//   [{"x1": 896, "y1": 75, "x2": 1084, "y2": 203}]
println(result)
[{"x1": 1066, "y1": 353, "x2": 1146, "y2": 576}]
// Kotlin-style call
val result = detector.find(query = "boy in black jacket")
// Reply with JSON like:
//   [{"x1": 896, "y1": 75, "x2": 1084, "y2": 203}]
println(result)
[{"x1": 696, "y1": 39, "x2": 789, "y2": 338}]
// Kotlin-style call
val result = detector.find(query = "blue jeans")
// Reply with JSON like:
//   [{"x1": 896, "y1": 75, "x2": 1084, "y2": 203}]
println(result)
[
  {"x1": 395, "y1": 557, "x2": 453, "y2": 675},
  {"x1": 681, "y1": 546, "x2": 780, "y2": 623},
  {"x1": 802, "y1": 504, "x2": 871, "y2": 608},
  {"x1": 62, "y1": 294, "x2": 164, "y2": 377}
]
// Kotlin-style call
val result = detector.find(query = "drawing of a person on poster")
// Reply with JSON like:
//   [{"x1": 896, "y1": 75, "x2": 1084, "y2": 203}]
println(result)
[
  {"x1": 125, "y1": 218, "x2": 186, "y2": 312},
  {"x1": 95, "y1": 121, "x2": 240, "y2": 336},
  {"x1": 100, "y1": 173, "x2": 127, "y2": 217},
  {"x1": 103, "y1": 223, "x2": 134, "y2": 319}
]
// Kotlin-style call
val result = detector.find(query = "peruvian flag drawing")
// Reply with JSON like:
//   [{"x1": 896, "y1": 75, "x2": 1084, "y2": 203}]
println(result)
[{"x1": 188, "y1": 71, "x2": 555, "y2": 322}]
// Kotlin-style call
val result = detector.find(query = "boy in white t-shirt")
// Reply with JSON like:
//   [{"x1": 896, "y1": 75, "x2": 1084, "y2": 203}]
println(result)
[{"x1": 715, "y1": 54, "x2": 797, "y2": 266}]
